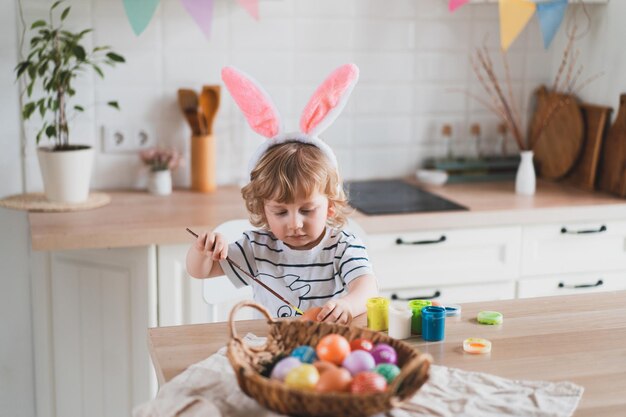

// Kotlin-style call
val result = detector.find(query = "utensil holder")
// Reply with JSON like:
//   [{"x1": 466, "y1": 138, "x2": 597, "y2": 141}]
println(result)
[{"x1": 191, "y1": 134, "x2": 216, "y2": 193}]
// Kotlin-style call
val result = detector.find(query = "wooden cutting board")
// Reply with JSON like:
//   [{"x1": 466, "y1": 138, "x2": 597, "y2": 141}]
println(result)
[
  {"x1": 597, "y1": 94, "x2": 626, "y2": 197},
  {"x1": 529, "y1": 86, "x2": 584, "y2": 180},
  {"x1": 565, "y1": 103, "x2": 613, "y2": 190}
]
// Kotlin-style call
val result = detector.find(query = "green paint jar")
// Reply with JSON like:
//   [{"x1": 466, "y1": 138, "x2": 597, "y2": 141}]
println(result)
[{"x1": 408, "y1": 300, "x2": 432, "y2": 334}]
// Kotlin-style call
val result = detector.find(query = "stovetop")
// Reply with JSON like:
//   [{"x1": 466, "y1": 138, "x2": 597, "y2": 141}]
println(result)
[{"x1": 344, "y1": 179, "x2": 468, "y2": 215}]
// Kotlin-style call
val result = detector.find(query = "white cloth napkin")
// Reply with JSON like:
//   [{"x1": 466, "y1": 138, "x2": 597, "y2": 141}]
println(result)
[{"x1": 134, "y1": 334, "x2": 583, "y2": 417}]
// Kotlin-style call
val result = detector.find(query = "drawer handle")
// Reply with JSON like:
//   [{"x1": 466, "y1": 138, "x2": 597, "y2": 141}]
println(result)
[
  {"x1": 560, "y1": 225, "x2": 607, "y2": 234},
  {"x1": 558, "y1": 279, "x2": 604, "y2": 289},
  {"x1": 395, "y1": 235, "x2": 446, "y2": 245},
  {"x1": 390, "y1": 290, "x2": 441, "y2": 301}
]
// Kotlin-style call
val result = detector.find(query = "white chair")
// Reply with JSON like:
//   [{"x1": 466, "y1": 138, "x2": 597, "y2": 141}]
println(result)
[
  {"x1": 202, "y1": 219, "x2": 255, "y2": 322},
  {"x1": 202, "y1": 218, "x2": 368, "y2": 322}
]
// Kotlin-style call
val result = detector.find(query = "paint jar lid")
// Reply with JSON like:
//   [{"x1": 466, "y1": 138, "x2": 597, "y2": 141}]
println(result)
[
  {"x1": 463, "y1": 338, "x2": 492, "y2": 354},
  {"x1": 445, "y1": 304, "x2": 462, "y2": 317},
  {"x1": 408, "y1": 299, "x2": 432, "y2": 313},
  {"x1": 477, "y1": 311, "x2": 503, "y2": 325},
  {"x1": 421, "y1": 305, "x2": 446, "y2": 319}
]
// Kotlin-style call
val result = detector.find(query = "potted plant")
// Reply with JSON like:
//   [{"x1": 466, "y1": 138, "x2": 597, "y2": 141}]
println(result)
[
  {"x1": 139, "y1": 147, "x2": 184, "y2": 196},
  {"x1": 15, "y1": 0, "x2": 125, "y2": 203}
]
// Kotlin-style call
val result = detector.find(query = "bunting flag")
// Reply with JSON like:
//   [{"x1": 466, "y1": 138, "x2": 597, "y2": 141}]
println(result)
[
  {"x1": 499, "y1": 0, "x2": 536, "y2": 51},
  {"x1": 449, "y1": 0, "x2": 470, "y2": 12},
  {"x1": 181, "y1": 0, "x2": 215, "y2": 39},
  {"x1": 123, "y1": 0, "x2": 161, "y2": 36},
  {"x1": 536, "y1": 0, "x2": 568, "y2": 49},
  {"x1": 235, "y1": 0, "x2": 259, "y2": 20}
]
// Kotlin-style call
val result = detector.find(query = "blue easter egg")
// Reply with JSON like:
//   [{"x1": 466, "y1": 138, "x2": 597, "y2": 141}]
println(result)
[{"x1": 291, "y1": 345, "x2": 318, "y2": 364}]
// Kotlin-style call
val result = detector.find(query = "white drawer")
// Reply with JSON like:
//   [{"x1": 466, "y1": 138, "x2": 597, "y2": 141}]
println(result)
[
  {"x1": 517, "y1": 270, "x2": 626, "y2": 298},
  {"x1": 521, "y1": 220, "x2": 626, "y2": 276},
  {"x1": 368, "y1": 226, "x2": 521, "y2": 290},
  {"x1": 379, "y1": 280, "x2": 516, "y2": 304}
]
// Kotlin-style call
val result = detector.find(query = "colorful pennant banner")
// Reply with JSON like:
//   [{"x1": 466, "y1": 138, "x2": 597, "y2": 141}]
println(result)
[
  {"x1": 449, "y1": 0, "x2": 569, "y2": 51},
  {"x1": 181, "y1": 0, "x2": 215, "y2": 39},
  {"x1": 449, "y1": 0, "x2": 470, "y2": 12},
  {"x1": 123, "y1": 0, "x2": 160, "y2": 36},
  {"x1": 536, "y1": 0, "x2": 568, "y2": 48},
  {"x1": 123, "y1": 0, "x2": 259, "y2": 38}
]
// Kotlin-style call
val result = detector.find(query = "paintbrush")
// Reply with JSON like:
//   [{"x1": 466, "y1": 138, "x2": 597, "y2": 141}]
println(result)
[{"x1": 186, "y1": 228, "x2": 303, "y2": 315}]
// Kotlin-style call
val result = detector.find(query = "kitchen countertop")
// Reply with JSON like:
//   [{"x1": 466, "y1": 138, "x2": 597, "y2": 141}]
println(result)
[
  {"x1": 147, "y1": 291, "x2": 626, "y2": 417},
  {"x1": 28, "y1": 180, "x2": 626, "y2": 251}
]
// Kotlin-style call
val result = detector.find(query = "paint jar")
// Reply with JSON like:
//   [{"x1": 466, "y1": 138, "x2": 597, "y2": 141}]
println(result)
[
  {"x1": 408, "y1": 300, "x2": 432, "y2": 334},
  {"x1": 366, "y1": 297, "x2": 389, "y2": 331},
  {"x1": 421, "y1": 306, "x2": 446, "y2": 342},
  {"x1": 388, "y1": 304, "x2": 413, "y2": 339}
]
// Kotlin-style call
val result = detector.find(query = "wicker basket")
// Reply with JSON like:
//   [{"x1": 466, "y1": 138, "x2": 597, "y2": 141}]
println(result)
[{"x1": 227, "y1": 301, "x2": 432, "y2": 417}]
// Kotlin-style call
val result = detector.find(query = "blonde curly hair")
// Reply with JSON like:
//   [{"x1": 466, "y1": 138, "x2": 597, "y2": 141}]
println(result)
[{"x1": 241, "y1": 142, "x2": 351, "y2": 230}]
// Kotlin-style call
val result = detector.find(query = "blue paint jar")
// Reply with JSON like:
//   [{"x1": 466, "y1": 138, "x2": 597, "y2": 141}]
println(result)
[{"x1": 421, "y1": 306, "x2": 446, "y2": 341}]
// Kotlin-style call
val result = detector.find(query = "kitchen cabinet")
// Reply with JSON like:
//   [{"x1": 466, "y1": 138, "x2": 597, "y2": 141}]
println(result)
[
  {"x1": 369, "y1": 226, "x2": 521, "y2": 300},
  {"x1": 30, "y1": 247, "x2": 157, "y2": 417},
  {"x1": 517, "y1": 270, "x2": 626, "y2": 298}
]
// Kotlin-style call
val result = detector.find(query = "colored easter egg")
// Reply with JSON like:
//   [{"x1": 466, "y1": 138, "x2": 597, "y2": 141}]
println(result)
[
  {"x1": 374, "y1": 363, "x2": 401, "y2": 384},
  {"x1": 316, "y1": 334, "x2": 351, "y2": 365},
  {"x1": 350, "y1": 338, "x2": 374, "y2": 352},
  {"x1": 315, "y1": 367, "x2": 352, "y2": 393},
  {"x1": 370, "y1": 343, "x2": 397, "y2": 365},
  {"x1": 270, "y1": 357, "x2": 302, "y2": 381},
  {"x1": 342, "y1": 350, "x2": 376, "y2": 376},
  {"x1": 285, "y1": 364, "x2": 319, "y2": 391},
  {"x1": 291, "y1": 345, "x2": 318, "y2": 364},
  {"x1": 313, "y1": 360, "x2": 337, "y2": 375},
  {"x1": 350, "y1": 372, "x2": 387, "y2": 394},
  {"x1": 300, "y1": 306, "x2": 323, "y2": 321}
]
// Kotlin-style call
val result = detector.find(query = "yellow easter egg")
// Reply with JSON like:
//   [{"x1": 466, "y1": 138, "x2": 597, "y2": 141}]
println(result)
[{"x1": 284, "y1": 364, "x2": 319, "y2": 391}]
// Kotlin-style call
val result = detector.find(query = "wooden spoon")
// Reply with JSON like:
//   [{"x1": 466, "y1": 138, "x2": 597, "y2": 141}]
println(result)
[
  {"x1": 199, "y1": 85, "x2": 221, "y2": 135},
  {"x1": 177, "y1": 88, "x2": 203, "y2": 135}
]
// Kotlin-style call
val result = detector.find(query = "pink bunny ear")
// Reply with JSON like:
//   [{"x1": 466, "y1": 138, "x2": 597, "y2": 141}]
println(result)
[
  {"x1": 221, "y1": 66, "x2": 282, "y2": 138},
  {"x1": 300, "y1": 63, "x2": 359, "y2": 137}
]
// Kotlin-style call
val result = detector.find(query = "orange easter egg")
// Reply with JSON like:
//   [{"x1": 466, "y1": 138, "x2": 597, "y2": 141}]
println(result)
[
  {"x1": 313, "y1": 360, "x2": 337, "y2": 375},
  {"x1": 316, "y1": 367, "x2": 352, "y2": 393},
  {"x1": 300, "y1": 306, "x2": 323, "y2": 321},
  {"x1": 316, "y1": 334, "x2": 351, "y2": 365}
]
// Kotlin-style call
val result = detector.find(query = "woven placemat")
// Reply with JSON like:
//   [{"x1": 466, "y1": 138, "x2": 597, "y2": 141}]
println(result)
[{"x1": 0, "y1": 192, "x2": 111, "y2": 212}]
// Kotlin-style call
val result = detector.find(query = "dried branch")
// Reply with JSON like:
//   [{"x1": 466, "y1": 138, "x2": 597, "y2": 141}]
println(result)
[
  {"x1": 552, "y1": 25, "x2": 576, "y2": 92},
  {"x1": 502, "y1": 51, "x2": 522, "y2": 140}
]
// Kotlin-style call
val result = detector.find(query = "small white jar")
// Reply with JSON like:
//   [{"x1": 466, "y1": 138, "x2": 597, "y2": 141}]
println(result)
[
  {"x1": 148, "y1": 170, "x2": 172, "y2": 196},
  {"x1": 388, "y1": 304, "x2": 413, "y2": 340}
]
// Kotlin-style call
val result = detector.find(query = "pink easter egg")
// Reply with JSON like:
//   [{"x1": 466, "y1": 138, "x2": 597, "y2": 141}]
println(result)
[
  {"x1": 270, "y1": 357, "x2": 302, "y2": 381},
  {"x1": 341, "y1": 350, "x2": 375, "y2": 376},
  {"x1": 370, "y1": 343, "x2": 397, "y2": 365},
  {"x1": 350, "y1": 372, "x2": 387, "y2": 394}
]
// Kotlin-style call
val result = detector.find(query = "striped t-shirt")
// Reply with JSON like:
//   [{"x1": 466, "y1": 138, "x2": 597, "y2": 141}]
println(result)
[{"x1": 219, "y1": 226, "x2": 374, "y2": 318}]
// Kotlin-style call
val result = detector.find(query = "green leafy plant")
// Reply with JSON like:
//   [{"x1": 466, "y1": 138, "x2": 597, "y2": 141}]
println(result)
[{"x1": 15, "y1": 0, "x2": 125, "y2": 149}]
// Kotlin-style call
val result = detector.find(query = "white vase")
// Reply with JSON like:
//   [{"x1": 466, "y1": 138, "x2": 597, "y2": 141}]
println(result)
[
  {"x1": 515, "y1": 150, "x2": 536, "y2": 196},
  {"x1": 148, "y1": 170, "x2": 172, "y2": 196},
  {"x1": 37, "y1": 146, "x2": 94, "y2": 203}
]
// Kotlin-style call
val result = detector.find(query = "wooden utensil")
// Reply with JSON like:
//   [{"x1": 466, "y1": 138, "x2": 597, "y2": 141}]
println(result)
[
  {"x1": 177, "y1": 88, "x2": 202, "y2": 135},
  {"x1": 565, "y1": 103, "x2": 613, "y2": 190},
  {"x1": 185, "y1": 228, "x2": 303, "y2": 314},
  {"x1": 199, "y1": 85, "x2": 221, "y2": 135},
  {"x1": 597, "y1": 94, "x2": 626, "y2": 197},
  {"x1": 529, "y1": 85, "x2": 584, "y2": 180}
]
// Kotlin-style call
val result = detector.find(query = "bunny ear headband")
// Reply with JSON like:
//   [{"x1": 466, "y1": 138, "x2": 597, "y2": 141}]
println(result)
[{"x1": 221, "y1": 63, "x2": 360, "y2": 179}]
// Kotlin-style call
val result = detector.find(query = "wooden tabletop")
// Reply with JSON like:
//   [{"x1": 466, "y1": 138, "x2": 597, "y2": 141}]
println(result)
[
  {"x1": 28, "y1": 180, "x2": 626, "y2": 251},
  {"x1": 148, "y1": 291, "x2": 626, "y2": 417}
]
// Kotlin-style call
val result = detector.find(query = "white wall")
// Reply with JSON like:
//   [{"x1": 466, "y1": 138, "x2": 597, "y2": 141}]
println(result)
[
  {"x1": 0, "y1": 0, "x2": 35, "y2": 415},
  {"x1": 12, "y1": 0, "x2": 555, "y2": 192}
]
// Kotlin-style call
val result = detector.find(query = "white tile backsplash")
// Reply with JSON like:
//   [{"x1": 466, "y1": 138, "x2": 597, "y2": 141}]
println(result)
[{"x1": 9, "y1": 0, "x2": 557, "y2": 190}]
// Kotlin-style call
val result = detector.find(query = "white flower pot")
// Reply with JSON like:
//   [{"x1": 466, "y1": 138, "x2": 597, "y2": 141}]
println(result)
[
  {"x1": 148, "y1": 170, "x2": 172, "y2": 196},
  {"x1": 37, "y1": 146, "x2": 94, "y2": 203},
  {"x1": 515, "y1": 150, "x2": 536, "y2": 196}
]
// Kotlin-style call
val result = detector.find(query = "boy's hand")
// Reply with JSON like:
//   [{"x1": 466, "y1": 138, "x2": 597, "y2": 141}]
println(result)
[
  {"x1": 317, "y1": 299, "x2": 353, "y2": 324},
  {"x1": 194, "y1": 231, "x2": 228, "y2": 261}
]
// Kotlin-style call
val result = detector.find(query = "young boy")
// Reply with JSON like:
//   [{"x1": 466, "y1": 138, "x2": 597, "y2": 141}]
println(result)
[{"x1": 186, "y1": 64, "x2": 378, "y2": 323}]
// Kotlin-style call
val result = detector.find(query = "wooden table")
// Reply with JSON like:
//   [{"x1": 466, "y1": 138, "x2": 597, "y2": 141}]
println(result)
[{"x1": 148, "y1": 291, "x2": 626, "y2": 417}]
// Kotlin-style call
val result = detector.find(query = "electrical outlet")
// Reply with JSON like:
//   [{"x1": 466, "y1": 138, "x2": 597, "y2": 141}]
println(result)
[
  {"x1": 101, "y1": 126, "x2": 134, "y2": 153},
  {"x1": 134, "y1": 127, "x2": 156, "y2": 150}
]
